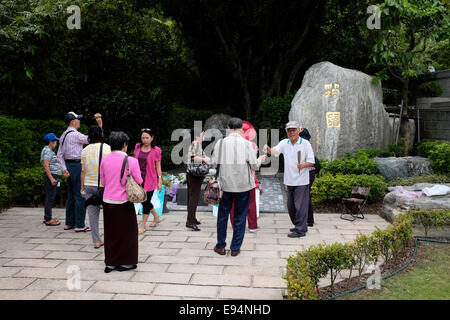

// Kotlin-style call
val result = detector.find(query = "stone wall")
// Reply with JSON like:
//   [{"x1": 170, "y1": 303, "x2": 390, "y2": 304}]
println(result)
[{"x1": 419, "y1": 106, "x2": 450, "y2": 141}]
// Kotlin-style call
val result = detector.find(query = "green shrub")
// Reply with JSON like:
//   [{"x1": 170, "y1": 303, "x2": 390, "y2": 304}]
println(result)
[
  {"x1": 355, "y1": 148, "x2": 394, "y2": 158},
  {"x1": 285, "y1": 210, "x2": 447, "y2": 300},
  {"x1": 258, "y1": 93, "x2": 295, "y2": 130},
  {"x1": 419, "y1": 81, "x2": 444, "y2": 97},
  {"x1": 169, "y1": 107, "x2": 215, "y2": 133},
  {"x1": 320, "y1": 153, "x2": 378, "y2": 176},
  {"x1": 408, "y1": 209, "x2": 450, "y2": 237},
  {"x1": 416, "y1": 140, "x2": 450, "y2": 157},
  {"x1": 0, "y1": 116, "x2": 35, "y2": 173},
  {"x1": 428, "y1": 142, "x2": 450, "y2": 174},
  {"x1": 388, "y1": 174, "x2": 450, "y2": 187},
  {"x1": 311, "y1": 173, "x2": 387, "y2": 205},
  {"x1": 0, "y1": 172, "x2": 11, "y2": 208}
]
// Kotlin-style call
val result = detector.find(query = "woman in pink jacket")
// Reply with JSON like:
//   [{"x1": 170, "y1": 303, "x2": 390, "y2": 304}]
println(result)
[
  {"x1": 100, "y1": 131, "x2": 143, "y2": 273},
  {"x1": 134, "y1": 128, "x2": 163, "y2": 234}
]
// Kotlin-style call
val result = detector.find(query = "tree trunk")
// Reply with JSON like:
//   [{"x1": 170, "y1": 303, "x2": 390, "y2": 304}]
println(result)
[{"x1": 400, "y1": 79, "x2": 413, "y2": 155}]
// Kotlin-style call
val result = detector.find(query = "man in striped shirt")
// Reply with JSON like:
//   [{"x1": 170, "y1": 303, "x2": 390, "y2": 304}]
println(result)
[{"x1": 57, "y1": 111, "x2": 90, "y2": 232}]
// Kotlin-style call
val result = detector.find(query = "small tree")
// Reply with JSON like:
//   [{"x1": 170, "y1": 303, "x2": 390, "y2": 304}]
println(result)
[{"x1": 370, "y1": 0, "x2": 450, "y2": 153}]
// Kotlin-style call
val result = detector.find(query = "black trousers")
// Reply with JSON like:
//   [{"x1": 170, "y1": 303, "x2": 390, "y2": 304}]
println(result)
[
  {"x1": 43, "y1": 173, "x2": 60, "y2": 222},
  {"x1": 187, "y1": 173, "x2": 204, "y2": 224},
  {"x1": 142, "y1": 190, "x2": 155, "y2": 214}
]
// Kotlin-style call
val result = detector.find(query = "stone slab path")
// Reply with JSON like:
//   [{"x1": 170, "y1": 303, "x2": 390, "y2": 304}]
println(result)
[{"x1": 0, "y1": 207, "x2": 391, "y2": 300}]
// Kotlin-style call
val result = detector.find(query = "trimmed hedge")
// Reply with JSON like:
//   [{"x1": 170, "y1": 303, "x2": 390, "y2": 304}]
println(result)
[
  {"x1": 416, "y1": 141, "x2": 450, "y2": 175},
  {"x1": 319, "y1": 153, "x2": 379, "y2": 176},
  {"x1": 284, "y1": 209, "x2": 450, "y2": 300},
  {"x1": 311, "y1": 173, "x2": 387, "y2": 205}
]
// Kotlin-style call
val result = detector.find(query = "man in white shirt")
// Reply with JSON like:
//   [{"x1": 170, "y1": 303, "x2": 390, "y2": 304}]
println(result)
[
  {"x1": 264, "y1": 121, "x2": 315, "y2": 238},
  {"x1": 211, "y1": 118, "x2": 266, "y2": 256}
]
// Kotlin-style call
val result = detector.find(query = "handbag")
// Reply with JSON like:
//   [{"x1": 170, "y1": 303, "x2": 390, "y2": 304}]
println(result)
[
  {"x1": 187, "y1": 142, "x2": 211, "y2": 176},
  {"x1": 203, "y1": 139, "x2": 223, "y2": 205},
  {"x1": 187, "y1": 162, "x2": 211, "y2": 177},
  {"x1": 85, "y1": 143, "x2": 104, "y2": 208},
  {"x1": 120, "y1": 155, "x2": 147, "y2": 203}
]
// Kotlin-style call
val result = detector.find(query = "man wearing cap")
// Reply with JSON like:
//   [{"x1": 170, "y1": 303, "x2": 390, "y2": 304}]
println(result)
[
  {"x1": 57, "y1": 112, "x2": 90, "y2": 232},
  {"x1": 41, "y1": 133, "x2": 62, "y2": 226},
  {"x1": 264, "y1": 121, "x2": 315, "y2": 238}
]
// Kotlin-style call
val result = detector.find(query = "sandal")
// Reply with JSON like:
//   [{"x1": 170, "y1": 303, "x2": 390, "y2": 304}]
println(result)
[
  {"x1": 138, "y1": 226, "x2": 146, "y2": 234},
  {"x1": 43, "y1": 219, "x2": 60, "y2": 226},
  {"x1": 150, "y1": 219, "x2": 161, "y2": 227},
  {"x1": 94, "y1": 241, "x2": 104, "y2": 249},
  {"x1": 75, "y1": 226, "x2": 91, "y2": 232}
]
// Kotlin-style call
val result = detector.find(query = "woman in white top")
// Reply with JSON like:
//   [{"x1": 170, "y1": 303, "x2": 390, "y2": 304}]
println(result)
[{"x1": 81, "y1": 125, "x2": 111, "y2": 248}]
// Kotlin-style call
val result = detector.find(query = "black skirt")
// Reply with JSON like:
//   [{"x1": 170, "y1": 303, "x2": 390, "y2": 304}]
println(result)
[{"x1": 103, "y1": 201, "x2": 138, "y2": 266}]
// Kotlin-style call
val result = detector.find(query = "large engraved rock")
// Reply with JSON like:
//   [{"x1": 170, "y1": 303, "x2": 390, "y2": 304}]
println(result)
[{"x1": 289, "y1": 62, "x2": 395, "y2": 160}]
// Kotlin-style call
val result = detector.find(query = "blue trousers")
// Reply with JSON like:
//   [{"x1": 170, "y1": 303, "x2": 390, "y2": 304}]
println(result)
[
  {"x1": 216, "y1": 190, "x2": 250, "y2": 252},
  {"x1": 65, "y1": 161, "x2": 86, "y2": 228}
]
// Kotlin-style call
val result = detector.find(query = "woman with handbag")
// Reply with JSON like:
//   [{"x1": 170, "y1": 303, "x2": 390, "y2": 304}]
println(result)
[
  {"x1": 81, "y1": 125, "x2": 111, "y2": 248},
  {"x1": 100, "y1": 131, "x2": 143, "y2": 273},
  {"x1": 134, "y1": 128, "x2": 163, "y2": 234},
  {"x1": 186, "y1": 129, "x2": 211, "y2": 231}
]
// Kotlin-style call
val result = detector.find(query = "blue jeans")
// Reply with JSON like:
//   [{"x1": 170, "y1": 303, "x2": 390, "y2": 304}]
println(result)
[
  {"x1": 65, "y1": 161, "x2": 86, "y2": 228},
  {"x1": 216, "y1": 190, "x2": 250, "y2": 252}
]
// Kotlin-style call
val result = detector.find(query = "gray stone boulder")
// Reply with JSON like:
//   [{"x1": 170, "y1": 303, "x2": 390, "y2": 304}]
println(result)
[
  {"x1": 382, "y1": 183, "x2": 450, "y2": 223},
  {"x1": 204, "y1": 113, "x2": 231, "y2": 131},
  {"x1": 374, "y1": 156, "x2": 433, "y2": 180},
  {"x1": 289, "y1": 61, "x2": 398, "y2": 160}
]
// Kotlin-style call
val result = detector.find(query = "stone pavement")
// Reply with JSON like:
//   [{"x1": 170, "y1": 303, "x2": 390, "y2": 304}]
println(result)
[{"x1": 0, "y1": 207, "x2": 391, "y2": 300}]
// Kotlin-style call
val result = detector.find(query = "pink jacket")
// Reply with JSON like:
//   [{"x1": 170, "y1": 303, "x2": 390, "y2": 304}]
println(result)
[
  {"x1": 133, "y1": 143, "x2": 162, "y2": 192},
  {"x1": 100, "y1": 152, "x2": 143, "y2": 201}
]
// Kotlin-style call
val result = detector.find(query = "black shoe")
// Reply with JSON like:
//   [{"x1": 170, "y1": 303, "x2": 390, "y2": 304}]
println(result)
[
  {"x1": 186, "y1": 223, "x2": 200, "y2": 231},
  {"x1": 288, "y1": 232, "x2": 306, "y2": 238},
  {"x1": 104, "y1": 266, "x2": 117, "y2": 273},
  {"x1": 290, "y1": 228, "x2": 295, "y2": 232},
  {"x1": 117, "y1": 265, "x2": 137, "y2": 272},
  {"x1": 194, "y1": 219, "x2": 201, "y2": 225},
  {"x1": 308, "y1": 222, "x2": 314, "y2": 227}
]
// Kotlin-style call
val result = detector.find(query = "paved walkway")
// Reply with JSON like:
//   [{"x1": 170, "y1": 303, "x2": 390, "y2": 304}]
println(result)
[{"x1": 0, "y1": 207, "x2": 391, "y2": 300}]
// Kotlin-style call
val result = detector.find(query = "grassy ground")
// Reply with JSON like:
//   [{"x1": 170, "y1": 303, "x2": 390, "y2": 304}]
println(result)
[{"x1": 340, "y1": 242, "x2": 450, "y2": 300}]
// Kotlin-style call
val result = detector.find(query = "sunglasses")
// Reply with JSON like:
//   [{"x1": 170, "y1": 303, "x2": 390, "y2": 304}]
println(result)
[{"x1": 141, "y1": 128, "x2": 151, "y2": 132}]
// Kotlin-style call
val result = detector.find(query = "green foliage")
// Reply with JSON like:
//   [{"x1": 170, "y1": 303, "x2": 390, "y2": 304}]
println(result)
[
  {"x1": 311, "y1": 173, "x2": 387, "y2": 205},
  {"x1": 428, "y1": 143, "x2": 450, "y2": 175},
  {"x1": 387, "y1": 174, "x2": 450, "y2": 187},
  {"x1": 0, "y1": 172, "x2": 11, "y2": 208},
  {"x1": 258, "y1": 93, "x2": 295, "y2": 130},
  {"x1": 320, "y1": 153, "x2": 379, "y2": 176},
  {"x1": 160, "y1": 145, "x2": 176, "y2": 171},
  {"x1": 415, "y1": 140, "x2": 450, "y2": 174},
  {"x1": 408, "y1": 210, "x2": 450, "y2": 237},
  {"x1": 10, "y1": 166, "x2": 46, "y2": 205},
  {"x1": 355, "y1": 148, "x2": 395, "y2": 158},
  {"x1": 0, "y1": 116, "x2": 35, "y2": 173},
  {"x1": 416, "y1": 140, "x2": 449, "y2": 157},
  {"x1": 419, "y1": 81, "x2": 444, "y2": 97},
  {"x1": 169, "y1": 107, "x2": 215, "y2": 133},
  {"x1": 285, "y1": 209, "x2": 446, "y2": 300}
]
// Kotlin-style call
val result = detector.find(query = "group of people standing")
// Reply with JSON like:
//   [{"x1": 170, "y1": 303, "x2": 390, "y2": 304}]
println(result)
[{"x1": 40, "y1": 112, "x2": 317, "y2": 272}]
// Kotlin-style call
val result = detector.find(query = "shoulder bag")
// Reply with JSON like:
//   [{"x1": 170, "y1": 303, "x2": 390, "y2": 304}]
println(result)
[{"x1": 120, "y1": 155, "x2": 147, "y2": 203}]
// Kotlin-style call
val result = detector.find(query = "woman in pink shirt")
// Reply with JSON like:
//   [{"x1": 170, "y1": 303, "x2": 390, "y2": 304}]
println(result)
[
  {"x1": 100, "y1": 131, "x2": 143, "y2": 273},
  {"x1": 134, "y1": 128, "x2": 163, "y2": 234}
]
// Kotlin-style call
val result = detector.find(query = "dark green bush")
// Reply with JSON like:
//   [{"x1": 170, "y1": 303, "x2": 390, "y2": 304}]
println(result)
[
  {"x1": 311, "y1": 173, "x2": 387, "y2": 205},
  {"x1": 416, "y1": 140, "x2": 445, "y2": 157},
  {"x1": 418, "y1": 81, "x2": 444, "y2": 97},
  {"x1": 428, "y1": 142, "x2": 450, "y2": 174},
  {"x1": 0, "y1": 172, "x2": 11, "y2": 208},
  {"x1": 0, "y1": 116, "x2": 36, "y2": 173},
  {"x1": 320, "y1": 153, "x2": 378, "y2": 176},
  {"x1": 285, "y1": 210, "x2": 449, "y2": 300},
  {"x1": 258, "y1": 93, "x2": 295, "y2": 130},
  {"x1": 355, "y1": 148, "x2": 394, "y2": 158},
  {"x1": 387, "y1": 174, "x2": 450, "y2": 187},
  {"x1": 10, "y1": 166, "x2": 68, "y2": 206}
]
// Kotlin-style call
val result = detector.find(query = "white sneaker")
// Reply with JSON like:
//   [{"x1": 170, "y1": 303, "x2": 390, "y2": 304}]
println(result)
[{"x1": 248, "y1": 228, "x2": 259, "y2": 233}]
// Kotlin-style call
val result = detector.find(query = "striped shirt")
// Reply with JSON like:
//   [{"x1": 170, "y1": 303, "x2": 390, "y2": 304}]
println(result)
[{"x1": 57, "y1": 127, "x2": 89, "y2": 171}]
